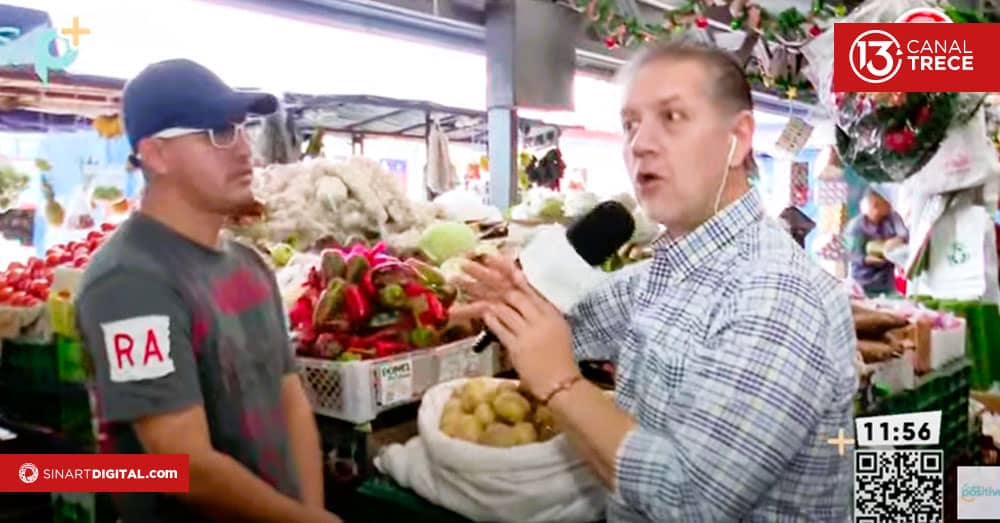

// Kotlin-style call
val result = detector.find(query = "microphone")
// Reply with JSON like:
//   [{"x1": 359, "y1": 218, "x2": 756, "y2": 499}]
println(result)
[{"x1": 472, "y1": 200, "x2": 636, "y2": 353}]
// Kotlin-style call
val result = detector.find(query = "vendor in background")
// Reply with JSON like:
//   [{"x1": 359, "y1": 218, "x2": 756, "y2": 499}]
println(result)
[
  {"x1": 846, "y1": 187, "x2": 909, "y2": 296},
  {"x1": 74, "y1": 60, "x2": 340, "y2": 523},
  {"x1": 456, "y1": 41, "x2": 856, "y2": 522}
]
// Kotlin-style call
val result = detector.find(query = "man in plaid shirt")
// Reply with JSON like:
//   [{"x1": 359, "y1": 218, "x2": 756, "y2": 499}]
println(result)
[{"x1": 458, "y1": 41, "x2": 857, "y2": 521}]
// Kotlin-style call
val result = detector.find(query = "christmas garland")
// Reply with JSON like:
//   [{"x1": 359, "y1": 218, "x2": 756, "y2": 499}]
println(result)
[
  {"x1": 575, "y1": 0, "x2": 859, "y2": 49},
  {"x1": 834, "y1": 92, "x2": 985, "y2": 183},
  {"x1": 573, "y1": 0, "x2": 996, "y2": 102}
]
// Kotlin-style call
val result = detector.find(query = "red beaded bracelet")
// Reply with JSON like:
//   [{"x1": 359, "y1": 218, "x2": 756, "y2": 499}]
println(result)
[{"x1": 541, "y1": 375, "x2": 583, "y2": 405}]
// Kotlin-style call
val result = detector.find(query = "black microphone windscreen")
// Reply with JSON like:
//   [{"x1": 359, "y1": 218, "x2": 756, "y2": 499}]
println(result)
[{"x1": 565, "y1": 201, "x2": 636, "y2": 266}]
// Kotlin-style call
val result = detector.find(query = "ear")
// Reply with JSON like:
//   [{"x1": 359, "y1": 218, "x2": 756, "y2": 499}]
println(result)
[
  {"x1": 730, "y1": 109, "x2": 755, "y2": 168},
  {"x1": 135, "y1": 138, "x2": 167, "y2": 178}
]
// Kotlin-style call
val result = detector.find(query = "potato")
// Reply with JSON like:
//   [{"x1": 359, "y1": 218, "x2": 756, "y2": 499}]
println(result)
[
  {"x1": 480, "y1": 423, "x2": 519, "y2": 447},
  {"x1": 474, "y1": 402, "x2": 497, "y2": 426},
  {"x1": 443, "y1": 397, "x2": 463, "y2": 416},
  {"x1": 454, "y1": 414, "x2": 484, "y2": 442},
  {"x1": 460, "y1": 379, "x2": 497, "y2": 413},
  {"x1": 533, "y1": 404, "x2": 555, "y2": 429},
  {"x1": 497, "y1": 381, "x2": 519, "y2": 395},
  {"x1": 492, "y1": 391, "x2": 531, "y2": 424},
  {"x1": 538, "y1": 424, "x2": 559, "y2": 442},
  {"x1": 440, "y1": 409, "x2": 462, "y2": 427},
  {"x1": 512, "y1": 422, "x2": 538, "y2": 445}
]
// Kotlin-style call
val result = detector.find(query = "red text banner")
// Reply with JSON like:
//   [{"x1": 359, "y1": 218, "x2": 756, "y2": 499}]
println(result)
[
  {"x1": 0, "y1": 454, "x2": 189, "y2": 492},
  {"x1": 834, "y1": 22, "x2": 1000, "y2": 92}
]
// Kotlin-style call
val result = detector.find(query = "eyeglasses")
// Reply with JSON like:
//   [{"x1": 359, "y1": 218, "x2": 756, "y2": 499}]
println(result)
[{"x1": 151, "y1": 121, "x2": 251, "y2": 149}]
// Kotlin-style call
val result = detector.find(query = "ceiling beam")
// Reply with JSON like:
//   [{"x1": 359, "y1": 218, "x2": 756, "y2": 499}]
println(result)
[{"x1": 200, "y1": 0, "x2": 629, "y2": 75}]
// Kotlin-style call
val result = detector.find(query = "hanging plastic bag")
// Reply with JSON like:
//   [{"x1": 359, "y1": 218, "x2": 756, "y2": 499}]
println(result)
[
  {"x1": 426, "y1": 121, "x2": 457, "y2": 196},
  {"x1": 63, "y1": 163, "x2": 97, "y2": 230},
  {"x1": 902, "y1": 110, "x2": 1000, "y2": 196},
  {"x1": 0, "y1": 160, "x2": 29, "y2": 213},
  {"x1": 910, "y1": 204, "x2": 997, "y2": 302}
]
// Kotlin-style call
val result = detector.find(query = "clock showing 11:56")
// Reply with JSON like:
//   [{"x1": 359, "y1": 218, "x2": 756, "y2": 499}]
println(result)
[{"x1": 856, "y1": 411, "x2": 941, "y2": 447}]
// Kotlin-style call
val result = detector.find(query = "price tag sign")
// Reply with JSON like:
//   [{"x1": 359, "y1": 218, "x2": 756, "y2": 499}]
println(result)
[
  {"x1": 375, "y1": 358, "x2": 414, "y2": 406},
  {"x1": 438, "y1": 349, "x2": 470, "y2": 382},
  {"x1": 856, "y1": 411, "x2": 941, "y2": 447},
  {"x1": 775, "y1": 116, "x2": 814, "y2": 156}
]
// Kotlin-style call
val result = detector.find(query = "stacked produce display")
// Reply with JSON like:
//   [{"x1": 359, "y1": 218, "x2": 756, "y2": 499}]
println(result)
[
  {"x1": 0, "y1": 223, "x2": 116, "y2": 339},
  {"x1": 228, "y1": 156, "x2": 441, "y2": 257},
  {"x1": 289, "y1": 241, "x2": 475, "y2": 361}
]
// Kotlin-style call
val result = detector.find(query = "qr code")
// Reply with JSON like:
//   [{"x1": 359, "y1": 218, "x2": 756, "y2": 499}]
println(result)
[{"x1": 855, "y1": 449, "x2": 943, "y2": 522}]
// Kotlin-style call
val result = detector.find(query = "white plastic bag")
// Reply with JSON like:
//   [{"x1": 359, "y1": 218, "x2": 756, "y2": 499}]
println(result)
[
  {"x1": 375, "y1": 378, "x2": 607, "y2": 523},
  {"x1": 910, "y1": 204, "x2": 997, "y2": 302},
  {"x1": 902, "y1": 111, "x2": 1000, "y2": 196}
]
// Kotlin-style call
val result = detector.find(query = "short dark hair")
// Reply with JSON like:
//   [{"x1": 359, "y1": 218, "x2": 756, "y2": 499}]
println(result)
[{"x1": 618, "y1": 39, "x2": 757, "y2": 175}]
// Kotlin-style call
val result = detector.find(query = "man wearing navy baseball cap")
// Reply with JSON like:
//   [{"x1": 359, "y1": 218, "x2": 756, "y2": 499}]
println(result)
[{"x1": 74, "y1": 59, "x2": 340, "y2": 523}]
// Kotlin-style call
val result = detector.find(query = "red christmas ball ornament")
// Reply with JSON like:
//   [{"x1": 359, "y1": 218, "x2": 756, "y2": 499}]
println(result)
[
  {"x1": 604, "y1": 36, "x2": 618, "y2": 49},
  {"x1": 695, "y1": 16, "x2": 709, "y2": 29},
  {"x1": 884, "y1": 128, "x2": 917, "y2": 154},
  {"x1": 833, "y1": 92, "x2": 845, "y2": 108},
  {"x1": 809, "y1": 25, "x2": 823, "y2": 37},
  {"x1": 915, "y1": 105, "x2": 932, "y2": 125}
]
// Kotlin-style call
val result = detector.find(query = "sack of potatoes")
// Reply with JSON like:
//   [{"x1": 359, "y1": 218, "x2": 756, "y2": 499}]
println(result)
[
  {"x1": 439, "y1": 377, "x2": 559, "y2": 447},
  {"x1": 375, "y1": 377, "x2": 607, "y2": 523}
]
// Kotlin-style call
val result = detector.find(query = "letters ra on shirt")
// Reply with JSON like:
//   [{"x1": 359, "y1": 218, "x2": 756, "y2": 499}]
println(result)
[{"x1": 100, "y1": 315, "x2": 175, "y2": 382}]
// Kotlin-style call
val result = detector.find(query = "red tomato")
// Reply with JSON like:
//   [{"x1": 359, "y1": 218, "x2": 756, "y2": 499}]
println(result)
[
  {"x1": 5, "y1": 268, "x2": 26, "y2": 283},
  {"x1": 6, "y1": 261, "x2": 24, "y2": 272},
  {"x1": 100, "y1": 222, "x2": 116, "y2": 232},
  {"x1": 28, "y1": 278, "x2": 49, "y2": 297},
  {"x1": 26, "y1": 257, "x2": 44, "y2": 271},
  {"x1": 86, "y1": 239, "x2": 101, "y2": 252},
  {"x1": 8, "y1": 290, "x2": 27, "y2": 306},
  {"x1": 72, "y1": 255, "x2": 89, "y2": 268},
  {"x1": 0, "y1": 286, "x2": 14, "y2": 303},
  {"x1": 86, "y1": 231, "x2": 104, "y2": 242}
]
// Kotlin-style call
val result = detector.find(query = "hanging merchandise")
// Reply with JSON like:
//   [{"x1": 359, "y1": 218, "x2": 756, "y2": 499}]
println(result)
[
  {"x1": 0, "y1": 160, "x2": 29, "y2": 212},
  {"x1": 425, "y1": 121, "x2": 458, "y2": 197},
  {"x1": 92, "y1": 114, "x2": 124, "y2": 139},
  {"x1": 815, "y1": 233, "x2": 847, "y2": 261},
  {"x1": 902, "y1": 110, "x2": 1000, "y2": 197},
  {"x1": 255, "y1": 107, "x2": 300, "y2": 165},
  {"x1": 789, "y1": 161, "x2": 809, "y2": 206},
  {"x1": 816, "y1": 179, "x2": 848, "y2": 206},
  {"x1": 818, "y1": 203, "x2": 848, "y2": 234},
  {"x1": 817, "y1": 163, "x2": 844, "y2": 181},
  {"x1": 911, "y1": 204, "x2": 999, "y2": 303},
  {"x1": 774, "y1": 116, "x2": 815, "y2": 157},
  {"x1": 525, "y1": 148, "x2": 566, "y2": 190},
  {"x1": 801, "y1": 0, "x2": 992, "y2": 183},
  {"x1": 63, "y1": 162, "x2": 98, "y2": 231},
  {"x1": 40, "y1": 175, "x2": 65, "y2": 227}
]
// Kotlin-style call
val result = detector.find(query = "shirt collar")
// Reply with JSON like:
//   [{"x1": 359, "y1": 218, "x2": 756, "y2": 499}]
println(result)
[{"x1": 652, "y1": 189, "x2": 765, "y2": 281}]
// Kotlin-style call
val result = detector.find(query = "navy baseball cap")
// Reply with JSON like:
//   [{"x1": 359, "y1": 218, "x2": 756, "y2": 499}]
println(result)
[{"x1": 122, "y1": 58, "x2": 278, "y2": 149}]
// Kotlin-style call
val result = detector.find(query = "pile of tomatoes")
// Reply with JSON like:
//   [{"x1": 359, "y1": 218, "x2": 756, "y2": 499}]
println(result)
[{"x1": 0, "y1": 223, "x2": 116, "y2": 308}]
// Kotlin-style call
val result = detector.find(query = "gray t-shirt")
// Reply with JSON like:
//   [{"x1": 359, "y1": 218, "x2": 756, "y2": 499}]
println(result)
[{"x1": 75, "y1": 213, "x2": 300, "y2": 522}]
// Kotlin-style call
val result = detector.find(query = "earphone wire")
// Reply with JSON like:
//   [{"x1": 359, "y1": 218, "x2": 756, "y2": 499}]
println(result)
[{"x1": 714, "y1": 136, "x2": 738, "y2": 214}]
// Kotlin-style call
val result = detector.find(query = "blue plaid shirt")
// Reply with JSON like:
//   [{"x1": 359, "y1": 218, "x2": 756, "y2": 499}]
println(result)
[{"x1": 569, "y1": 189, "x2": 857, "y2": 522}]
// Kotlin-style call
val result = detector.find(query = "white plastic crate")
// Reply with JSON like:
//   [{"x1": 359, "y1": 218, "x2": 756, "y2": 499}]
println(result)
[{"x1": 297, "y1": 337, "x2": 499, "y2": 424}]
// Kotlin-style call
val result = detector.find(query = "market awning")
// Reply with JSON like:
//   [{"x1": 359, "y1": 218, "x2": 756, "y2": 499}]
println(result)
[
  {"x1": 284, "y1": 93, "x2": 565, "y2": 147},
  {"x1": 0, "y1": 66, "x2": 125, "y2": 122}
]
